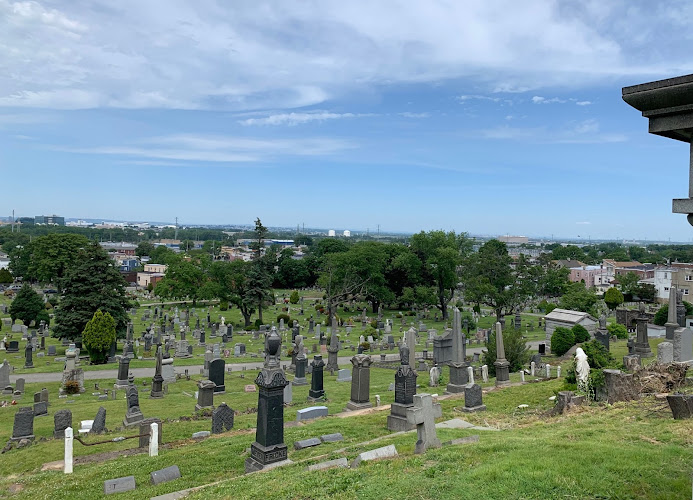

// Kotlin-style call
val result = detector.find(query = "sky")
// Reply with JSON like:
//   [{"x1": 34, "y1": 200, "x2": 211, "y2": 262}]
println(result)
[{"x1": 2, "y1": 1, "x2": 693, "y2": 241}]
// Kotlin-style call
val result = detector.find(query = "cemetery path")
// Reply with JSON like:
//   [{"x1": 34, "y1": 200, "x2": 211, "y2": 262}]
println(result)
[{"x1": 9, "y1": 342, "x2": 543, "y2": 384}]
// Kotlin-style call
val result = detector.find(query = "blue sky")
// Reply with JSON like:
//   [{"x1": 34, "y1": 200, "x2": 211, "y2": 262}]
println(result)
[{"x1": 2, "y1": 1, "x2": 693, "y2": 240}]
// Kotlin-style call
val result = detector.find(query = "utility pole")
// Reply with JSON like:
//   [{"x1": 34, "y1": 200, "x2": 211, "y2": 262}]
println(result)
[
  {"x1": 377, "y1": 224, "x2": 380, "y2": 238},
  {"x1": 174, "y1": 217, "x2": 179, "y2": 241},
  {"x1": 11, "y1": 210, "x2": 14, "y2": 233}
]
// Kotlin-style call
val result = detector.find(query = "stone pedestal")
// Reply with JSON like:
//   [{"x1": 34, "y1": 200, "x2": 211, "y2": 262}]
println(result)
[
  {"x1": 494, "y1": 359, "x2": 510, "y2": 386},
  {"x1": 195, "y1": 380, "x2": 215, "y2": 410},
  {"x1": 445, "y1": 363, "x2": 469, "y2": 394},
  {"x1": 293, "y1": 357, "x2": 308, "y2": 386},
  {"x1": 387, "y1": 364, "x2": 417, "y2": 431},
  {"x1": 114, "y1": 358, "x2": 130, "y2": 389},
  {"x1": 308, "y1": 355, "x2": 325, "y2": 401},
  {"x1": 634, "y1": 316, "x2": 652, "y2": 358},
  {"x1": 346, "y1": 354, "x2": 372, "y2": 411}
]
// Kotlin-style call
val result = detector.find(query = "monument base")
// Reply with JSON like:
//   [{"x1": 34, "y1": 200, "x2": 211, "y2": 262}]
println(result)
[
  {"x1": 292, "y1": 377, "x2": 307, "y2": 386},
  {"x1": 634, "y1": 345, "x2": 653, "y2": 358},
  {"x1": 123, "y1": 412, "x2": 144, "y2": 427},
  {"x1": 445, "y1": 383, "x2": 467, "y2": 394},
  {"x1": 494, "y1": 360, "x2": 510, "y2": 387},
  {"x1": 387, "y1": 402, "x2": 415, "y2": 431},
  {"x1": 461, "y1": 404, "x2": 487, "y2": 413},
  {"x1": 345, "y1": 401, "x2": 372, "y2": 412},
  {"x1": 113, "y1": 380, "x2": 129, "y2": 390},
  {"x1": 245, "y1": 442, "x2": 289, "y2": 473}
]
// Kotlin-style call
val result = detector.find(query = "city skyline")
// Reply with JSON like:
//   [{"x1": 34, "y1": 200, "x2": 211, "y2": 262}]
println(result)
[{"x1": 3, "y1": 2, "x2": 693, "y2": 240}]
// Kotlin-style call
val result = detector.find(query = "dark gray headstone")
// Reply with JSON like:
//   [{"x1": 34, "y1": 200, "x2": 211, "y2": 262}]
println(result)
[
  {"x1": 667, "y1": 394, "x2": 693, "y2": 420},
  {"x1": 463, "y1": 384, "x2": 485, "y2": 411},
  {"x1": 92, "y1": 406, "x2": 107, "y2": 434},
  {"x1": 320, "y1": 433, "x2": 343, "y2": 443},
  {"x1": 104, "y1": 476, "x2": 136, "y2": 495},
  {"x1": 139, "y1": 418, "x2": 163, "y2": 448},
  {"x1": 150, "y1": 465, "x2": 181, "y2": 485},
  {"x1": 294, "y1": 437, "x2": 321, "y2": 450},
  {"x1": 209, "y1": 358, "x2": 225, "y2": 393},
  {"x1": 211, "y1": 403, "x2": 234, "y2": 434},
  {"x1": 12, "y1": 406, "x2": 34, "y2": 440},
  {"x1": 33, "y1": 401, "x2": 48, "y2": 417},
  {"x1": 54, "y1": 409, "x2": 72, "y2": 438}
]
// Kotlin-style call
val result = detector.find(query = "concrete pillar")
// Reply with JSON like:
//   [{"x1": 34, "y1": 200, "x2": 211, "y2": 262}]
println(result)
[{"x1": 64, "y1": 427, "x2": 73, "y2": 474}]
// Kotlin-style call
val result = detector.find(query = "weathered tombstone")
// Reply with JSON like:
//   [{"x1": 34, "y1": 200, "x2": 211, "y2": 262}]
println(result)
[
  {"x1": 104, "y1": 476, "x2": 136, "y2": 495},
  {"x1": 162, "y1": 357, "x2": 175, "y2": 383},
  {"x1": 658, "y1": 341, "x2": 674, "y2": 364},
  {"x1": 623, "y1": 355, "x2": 641, "y2": 372},
  {"x1": 150, "y1": 345, "x2": 164, "y2": 399},
  {"x1": 33, "y1": 401, "x2": 48, "y2": 417},
  {"x1": 406, "y1": 393, "x2": 441, "y2": 454},
  {"x1": 346, "y1": 354, "x2": 372, "y2": 411},
  {"x1": 493, "y1": 322, "x2": 510, "y2": 386},
  {"x1": 387, "y1": 341, "x2": 418, "y2": 431},
  {"x1": 150, "y1": 465, "x2": 180, "y2": 486},
  {"x1": 7, "y1": 340, "x2": 19, "y2": 353},
  {"x1": 283, "y1": 382, "x2": 293, "y2": 404},
  {"x1": 406, "y1": 327, "x2": 417, "y2": 367},
  {"x1": 114, "y1": 357, "x2": 130, "y2": 389},
  {"x1": 337, "y1": 369, "x2": 352, "y2": 382},
  {"x1": 245, "y1": 327, "x2": 290, "y2": 473},
  {"x1": 446, "y1": 308, "x2": 468, "y2": 393},
  {"x1": 212, "y1": 402, "x2": 234, "y2": 433},
  {"x1": 209, "y1": 358, "x2": 226, "y2": 393},
  {"x1": 92, "y1": 406, "x2": 107, "y2": 433},
  {"x1": 48, "y1": 345, "x2": 56, "y2": 356},
  {"x1": 11, "y1": 406, "x2": 35, "y2": 441},
  {"x1": 634, "y1": 304, "x2": 652, "y2": 358},
  {"x1": 293, "y1": 335, "x2": 308, "y2": 386},
  {"x1": 54, "y1": 409, "x2": 72, "y2": 438},
  {"x1": 123, "y1": 385, "x2": 144, "y2": 427},
  {"x1": 0, "y1": 360, "x2": 10, "y2": 388},
  {"x1": 674, "y1": 327, "x2": 693, "y2": 363},
  {"x1": 24, "y1": 342, "x2": 34, "y2": 369},
  {"x1": 15, "y1": 378, "x2": 25, "y2": 394},
  {"x1": 308, "y1": 355, "x2": 325, "y2": 401},
  {"x1": 665, "y1": 285, "x2": 679, "y2": 341},
  {"x1": 667, "y1": 394, "x2": 693, "y2": 420},
  {"x1": 461, "y1": 384, "x2": 486, "y2": 412},
  {"x1": 196, "y1": 380, "x2": 215, "y2": 410},
  {"x1": 326, "y1": 317, "x2": 340, "y2": 373}
]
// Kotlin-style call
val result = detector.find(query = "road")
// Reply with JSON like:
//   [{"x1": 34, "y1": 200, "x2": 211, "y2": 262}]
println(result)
[{"x1": 9, "y1": 341, "x2": 544, "y2": 384}]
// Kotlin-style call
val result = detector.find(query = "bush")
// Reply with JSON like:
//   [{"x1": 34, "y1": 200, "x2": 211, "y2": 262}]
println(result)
[
  {"x1": 254, "y1": 318, "x2": 264, "y2": 329},
  {"x1": 45, "y1": 302, "x2": 53, "y2": 310},
  {"x1": 582, "y1": 339, "x2": 614, "y2": 369},
  {"x1": 551, "y1": 327, "x2": 575, "y2": 356},
  {"x1": 460, "y1": 311, "x2": 477, "y2": 331},
  {"x1": 0, "y1": 268, "x2": 12, "y2": 284},
  {"x1": 82, "y1": 310, "x2": 116, "y2": 364},
  {"x1": 571, "y1": 324, "x2": 590, "y2": 343},
  {"x1": 653, "y1": 301, "x2": 693, "y2": 325},
  {"x1": 277, "y1": 313, "x2": 291, "y2": 325},
  {"x1": 64, "y1": 380, "x2": 81, "y2": 395},
  {"x1": 218, "y1": 300, "x2": 229, "y2": 311},
  {"x1": 484, "y1": 325, "x2": 530, "y2": 376},
  {"x1": 36, "y1": 310, "x2": 50, "y2": 327},
  {"x1": 545, "y1": 303, "x2": 557, "y2": 314},
  {"x1": 370, "y1": 319, "x2": 378, "y2": 329},
  {"x1": 360, "y1": 341, "x2": 370, "y2": 351},
  {"x1": 289, "y1": 290, "x2": 300, "y2": 304},
  {"x1": 607, "y1": 323, "x2": 628, "y2": 339}
]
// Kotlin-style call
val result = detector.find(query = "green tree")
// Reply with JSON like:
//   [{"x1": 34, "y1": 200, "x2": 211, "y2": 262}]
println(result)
[
  {"x1": 0, "y1": 268, "x2": 13, "y2": 284},
  {"x1": 410, "y1": 230, "x2": 471, "y2": 320},
  {"x1": 289, "y1": 290, "x2": 300, "y2": 304},
  {"x1": 245, "y1": 262, "x2": 273, "y2": 324},
  {"x1": 10, "y1": 233, "x2": 90, "y2": 288},
  {"x1": 551, "y1": 326, "x2": 575, "y2": 356},
  {"x1": 550, "y1": 245, "x2": 585, "y2": 262},
  {"x1": 250, "y1": 218, "x2": 268, "y2": 261},
  {"x1": 604, "y1": 287, "x2": 624, "y2": 311},
  {"x1": 154, "y1": 255, "x2": 215, "y2": 305},
  {"x1": 209, "y1": 260, "x2": 256, "y2": 326},
  {"x1": 9, "y1": 284, "x2": 44, "y2": 326},
  {"x1": 571, "y1": 324, "x2": 590, "y2": 343},
  {"x1": 634, "y1": 283, "x2": 656, "y2": 302},
  {"x1": 653, "y1": 301, "x2": 693, "y2": 326},
  {"x1": 617, "y1": 272, "x2": 641, "y2": 298},
  {"x1": 82, "y1": 310, "x2": 116, "y2": 364},
  {"x1": 53, "y1": 242, "x2": 131, "y2": 341},
  {"x1": 148, "y1": 245, "x2": 176, "y2": 265},
  {"x1": 484, "y1": 325, "x2": 530, "y2": 376},
  {"x1": 607, "y1": 322, "x2": 628, "y2": 339},
  {"x1": 558, "y1": 282, "x2": 599, "y2": 316},
  {"x1": 135, "y1": 241, "x2": 155, "y2": 258}
]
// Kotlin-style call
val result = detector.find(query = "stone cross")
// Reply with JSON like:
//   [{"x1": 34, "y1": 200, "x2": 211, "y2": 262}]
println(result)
[{"x1": 406, "y1": 393, "x2": 441, "y2": 454}]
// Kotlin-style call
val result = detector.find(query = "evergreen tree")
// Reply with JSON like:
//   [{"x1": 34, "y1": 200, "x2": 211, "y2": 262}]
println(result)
[
  {"x1": 54, "y1": 242, "x2": 131, "y2": 340},
  {"x1": 82, "y1": 310, "x2": 116, "y2": 364},
  {"x1": 9, "y1": 284, "x2": 44, "y2": 326},
  {"x1": 245, "y1": 263, "x2": 273, "y2": 324},
  {"x1": 0, "y1": 268, "x2": 13, "y2": 284}
]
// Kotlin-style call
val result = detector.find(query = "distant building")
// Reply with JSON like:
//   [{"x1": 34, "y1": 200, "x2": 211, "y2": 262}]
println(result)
[
  {"x1": 100, "y1": 242, "x2": 137, "y2": 256},
  {"x1": 343, "y1": 230, "x2": 351, "y2": 237},
  {"x1": 544, "y1": 308, "x2": 598, "y2": 340},
  {"x1": 35, "y1": 215, "x2": 65, "y2": 226},
  {"x1": 143, "y1": 263, "x2": 167, "y2": 274},
  {"x1": 137, "y1": 272, "x2": 165, "y2": 288},
  {"x1": 498, "y1": 235, "x2": 528, "y2": 244},
  {"x1": 569, "y1": 265, "x2": 603, "y2": 286},
  {"x1": 328, "y1": 230, "x2": 336, "y2": 237}
]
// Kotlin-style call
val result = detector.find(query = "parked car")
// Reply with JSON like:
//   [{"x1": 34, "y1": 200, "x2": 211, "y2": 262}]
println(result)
[
  {"x1": 43, "y1": 288, "x2": 58, "y2": 294},
  {"x1": 8, "y1": 284, "x2": 22, "y2": 291}
]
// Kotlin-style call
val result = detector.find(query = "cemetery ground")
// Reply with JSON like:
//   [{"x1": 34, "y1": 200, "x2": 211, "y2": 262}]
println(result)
[{"x1": 0, "y1": 365, "x2": 689, "y2": 499}]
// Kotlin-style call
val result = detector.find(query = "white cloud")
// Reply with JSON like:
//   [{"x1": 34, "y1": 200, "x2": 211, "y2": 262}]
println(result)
[
  {"x1": 54, "y1": 133, "x2": 355, "y2": 164},
  {"x1": 478, "y1": 119, "x2": 627, "y2": 143},
  {"x1": 399, "y1": 112, "x2": 430, "y2": 118},
  {"x1": 576, "y1": 101, "x2": 592, "y2": 106},
  {"x1": 576, "y1": 221, "x2": 591, "y2": 225},
  {"x1": 2, "y1": 1, "x2": 691, "y2": 111},
  {"x1": 532, "y1": 96, "x2": 566, "y2": 104},
  {"x1": 239, "y1": 111, "x2": 373, "y2": 126}
]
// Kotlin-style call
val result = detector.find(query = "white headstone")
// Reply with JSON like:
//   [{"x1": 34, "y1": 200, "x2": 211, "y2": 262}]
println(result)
[
  {"x1": 64, "y1": 427, "x2": 73, "y2": 474},
  {"x1": 481, "y1": 365, "x2": 488, "y2": 383}
]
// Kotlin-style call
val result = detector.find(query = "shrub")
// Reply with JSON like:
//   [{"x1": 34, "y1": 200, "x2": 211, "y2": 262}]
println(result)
[
  {"x1": 571, "y1": 324, "x2": 590, "y2": 343},
  {"x1": 218, "y1": 300, "x2": 229, "y2": 311},
  {"x1": 551, "y1": 327, "x2": 575, "y2": 356},
  {"x1": 582, "y1": 339, "x2": 614, "y2": 369},
  {"x1": 277, "y1": 313, "x2": 291, "y2": 325},
  {"x1": 654, "y1": 301, "x2": 693, "y2": 325},
  {"x1": 545, "y1": 303, "x2": 557, "y2": 314},
  {"x1": 45, "y1": 302, "x2": 53, "y2": 310},
  {"x1": 360, "y1": 341, "x2": 370, "y2": 351},
  {"x1": 607, "y1": 323, "x2": 628, "y2": 339},
  {"x1": 254, "y1": 319, "x2": 263, "y2": 329},
  {"x1": 82, "y1": 310, "x2": 116, "y2": 364},
  {"x1": 461, "y1": 311, "x2": 477, "y2": 331},
  {"x1": 36, "y1": 310, "x2": 50, "y2": 327},
  {"x1": 0, "y1": 268, "x2": 12, "y2": 284},
  {"x1": 370, "y1": 320, "x2": 378, "y2": 329},
  {"x1": 484, "y1": 325, "x2": 530, "y2": 376},
  {"x1": 289, "y1": 290, "x2": 300, "y2": 304},
  {"x1": 64, "y1": 380, "x2": 80, "y2": 395}
]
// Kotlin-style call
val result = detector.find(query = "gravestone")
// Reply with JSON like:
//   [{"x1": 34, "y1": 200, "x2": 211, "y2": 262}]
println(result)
[
  {"x1": 346, "y1": 354, "x2": 372, "y2": 411},
  {"x1": 461, "y1": 384, "x2": 486, "y2": 412},
  {"x1": 337, "y1": 369, "x2": 352, "y2": 382},
  {"x1": 245, "y1": 327, "x2": 290, "y2": 473},
  {"x1": 388, "y1": 342, "x2": 418, "y2": 432},
  {"x1": 293, "y1": 335, "x2": 308, "y2": 386},
  {"x1": 33, "y1": 401, "x2": 48, "y2": 417},
  {"x1": 11, "y1": 406, "x2": 35, "y2": 441},
  {"x1": 406, "y1": 393, "x2": 441, "y2": 454},
  {"x1": 150, "y1": 465, "x2": 181, "y2": 486},
  {"x1": 196, "y1": 380, "x2": 215, "y2": 410},
  {"x1": 283, "y1": 382, "x2": 293, "y2": 404},
  {"x1": 53, "y1": 409, "x2": 72, "y2": 438},
  {"x1": 0, "y1": 360, "x2": 10, "y2": 388},
  {"x1": 92, "y1": 406, "x2": 107, "y2": 433},
  {"x1": 150, "y1": 345, "x2": 164, "y2": 399},
  {"x1": 493, "y1": 322, "x2": 510, "y2": 386},
  {"x1": 104, "y1": 476, "x2": 136, "y2": 495},
  {"x1": 674, "y1": 327, "x2": 693, "y2": 363},
  {"x1": 326, "y1": 318, "x2": 340, "y2": 373},
  {"x1": 15, "y1": 378, "x2": 25, "y2": 394},
  {"x1": 446, "y1": 308, "x2": 469, "y2": 394},
  {"x1": 162, "y1": 357, "x2": 175, "y2": 383},
  {"x1": 7, "y1": 341, "x2": 19, "y2": 353},
  {"x1": 308, "y1": 355, "x2": 325, "y2": 401},
  {"x1": 123, "y1": 385, "x2": 144, "y2": 427},
  {"x1": 114, "y1": 357, "x2": 130, "y2": 389},
  {"x1": 658, "y1": 341, "x2": 674, "y2": 364},
  {"x1": 634, "y1": 305, "x2": 653, "y2": 358},
  {"x1": 212, "y1": 403, "x2": 235, "y2": 434},
  {"x1": 47, "y1": 345, "x2": 56, "y2": 356},
  {"x1": 209, "y1": 359, "x2": 226, "y2": 393},
  {"x1": 24, "y1": 342, "x2": 34, "y2": 369},
  {"x1": 296, "y1": 406, "x2": 329, "y2": 421}
]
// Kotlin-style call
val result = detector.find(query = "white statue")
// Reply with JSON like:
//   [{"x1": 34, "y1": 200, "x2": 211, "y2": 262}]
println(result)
[
  {"x1": 220, "y1": 316, "x2": 226, "y2": 326},
  {"x1": 429, "y1": 366, "x2": 441, "y2": 387},
  {"x1": 575, "y1": 347, "x2": 590, "y2": 388}
]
